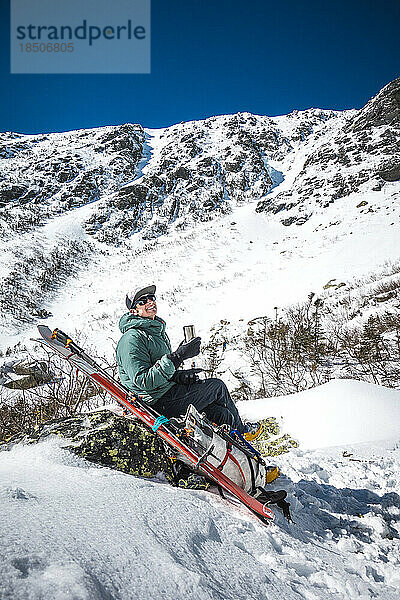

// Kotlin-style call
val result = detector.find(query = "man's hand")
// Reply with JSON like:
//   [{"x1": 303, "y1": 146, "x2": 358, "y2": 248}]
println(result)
[
  {"x1": 168, "y1": 337, "x2": 201, "y2": 368},
  {"x1": 171, "y1": 368, "x2": 203, "y2": 385}
]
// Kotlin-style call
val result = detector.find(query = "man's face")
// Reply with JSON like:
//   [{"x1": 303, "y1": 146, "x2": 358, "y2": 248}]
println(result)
[{"x1": 132, "y1": 295, "x2": 157, "y2": 319}]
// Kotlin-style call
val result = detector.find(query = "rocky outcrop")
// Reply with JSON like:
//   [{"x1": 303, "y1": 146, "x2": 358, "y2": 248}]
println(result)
[
  {"x1": 0, "y1": 123, "x2": 145, "y2": 329},
  {"x1": 84, "y1": 109, "x2": 340, "y2": 243},
  {"x1": 0, "y1": 124, "x2": 145, "y2": 238},
  {"x1": 256, "y1": 78, "x2": 400, "y2": 223},
  {"x1": 2, "y1": 81, "x2": 399, "y2": 243},
  {"x1": 1, "y1": 409, "x2": 297, "y2": 476},
  {"x1": 1, "y1": 409, "x2": 177, "y2": 482},
  {"x1": 349, "y1": 77, "x2": 400, "y2": 131},
  {"x1": 0, "y1": 359, "x2": 54, "y2": 390},
  {"x1": 84, "y1": 115, "x2": 276, "y2": 243}
]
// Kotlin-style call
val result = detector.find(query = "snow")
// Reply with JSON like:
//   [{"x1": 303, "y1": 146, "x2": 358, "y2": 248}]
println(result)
[
  {"x1": 238, "y1": 379, "x2": 400, "y2": 449},
  {"x1": 1, "y1": 107, "x2": 399, "y2": 349},
  {"x1": 10, "y1": 179, "x2": 398, "y2": 358},
  {"x1": 1, "y1": 380, "x2": 400, "y2": 599},
  {"x1": 1, "y1": 107, "x2": 400, "y2": 598}
]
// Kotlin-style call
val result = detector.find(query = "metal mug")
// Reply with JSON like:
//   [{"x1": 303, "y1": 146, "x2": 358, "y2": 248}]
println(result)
[{"x1": 183, "y1": 325, "x2": 196, "y2": 343}]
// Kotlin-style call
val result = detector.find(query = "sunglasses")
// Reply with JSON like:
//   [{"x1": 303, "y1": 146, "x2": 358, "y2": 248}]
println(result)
[{"x1": 136, "y1": 294, "x2": 156, "y2": 306}]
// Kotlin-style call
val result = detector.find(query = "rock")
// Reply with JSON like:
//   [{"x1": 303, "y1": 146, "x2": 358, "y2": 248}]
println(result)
[
  {"x1": 249, "y1": 417, "x2": 298, "y2": 457},
  {"x1": 0, "y1": 185, "x2": 28, "y2": 203},
  {"x1": 0, "y1": 359, "x2": 55, "y2": 390},
  {"x1": 174, "y1": 166, "x2": 191, "y2": 180},
  {"x1": 255, "y1": 199, "x2": 272, "y2": 213},
  {"x1": 1, "y1": 410, "x2": 177, "y2": 483},
  {"x1": 349, "y1": 77, "x2": 400, "y2": 131},
  {"x1": 379, "y1": 163, "x2": 400, "y2": 182},
  {"x1": 255, "y1": 77, "x2": 399, "y2": 221},
  {"x1": 69, "y1": 172, "x2": 100, "y2": 204},
  {"x1": 56, "y1": 164, "x2": 79, "y2": 183},
  {"x1": 0, "y1": 123, "x2": 145, "y2": 241},
  {"x1": 281, "y1": 216, "x2": 297, "y2": 226}
]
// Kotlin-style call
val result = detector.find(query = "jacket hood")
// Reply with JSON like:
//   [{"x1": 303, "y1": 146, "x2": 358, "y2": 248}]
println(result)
[{"x1": 119, "y1": 313, "x2": 166, "y2": 335}]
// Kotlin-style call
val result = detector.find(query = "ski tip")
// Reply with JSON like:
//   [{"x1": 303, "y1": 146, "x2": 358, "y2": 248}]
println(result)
[{"x1": 37, "y1": 325, "x2": 52, "y2": 338}]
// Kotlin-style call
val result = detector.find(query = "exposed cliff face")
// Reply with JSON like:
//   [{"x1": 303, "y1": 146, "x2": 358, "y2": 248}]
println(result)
[
  {"x1": 349, "y1": 77, "x2": 400, "y2": 131},
  {"x1": 0, "y1": 124, "x2": 144, "y2": 328},
  {"x1": 0, "y1": 123, "x2": 145, "y2": 238},
  {"x1": 256, "y1": 78, "x2": 400, "y2": 225},
  {"x1": 0, "y1": 107, "x2": 339, "y2": 246},
  {"x1": 84, "y1": 109, "x2": 340, "y2": 243},
  {"x1": 351, "y1": 77, "x2": 400, "y2": 184}
]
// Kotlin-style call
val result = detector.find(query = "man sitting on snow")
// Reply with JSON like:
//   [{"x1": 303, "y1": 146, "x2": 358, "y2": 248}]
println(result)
[{"x1": 116, "y1": 284, "x2": 262, "y2": 442}]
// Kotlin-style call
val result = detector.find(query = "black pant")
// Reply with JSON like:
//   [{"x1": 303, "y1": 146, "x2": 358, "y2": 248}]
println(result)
[{"x1": 153, "y1": 378, "x2": 245, "y2": 433}]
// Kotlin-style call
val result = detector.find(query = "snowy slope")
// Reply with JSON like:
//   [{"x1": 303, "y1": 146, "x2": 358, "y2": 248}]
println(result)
[
  {"x1": 1, "y1": 78, "x2": 399, "y2": 342},
  {"x1": 9, "y1": 179, "x2": 397, "y2": 358},
  {"x1": 238, "y1": 379, "x2": 400, "y2": 449},
  {"x1": 1, "y1": 380, "x2": 400, "y2": 600}
]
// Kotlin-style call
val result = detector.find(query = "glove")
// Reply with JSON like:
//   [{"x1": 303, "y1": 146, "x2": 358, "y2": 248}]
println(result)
[
  {"x1": 168, "y1": 337, "x2": 201, "y2": 368},
  {"x1": 171, "y1": 368, "x2": 203, "y2": 385}
]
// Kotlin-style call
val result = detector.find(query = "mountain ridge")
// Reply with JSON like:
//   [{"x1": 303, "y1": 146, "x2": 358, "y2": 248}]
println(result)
[{"x1": 0, "y1": 77, "x2": 399, "y2": 335}]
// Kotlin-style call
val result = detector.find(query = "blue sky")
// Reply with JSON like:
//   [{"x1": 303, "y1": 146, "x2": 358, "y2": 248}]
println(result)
[{"x1": 1, "y1": 0, "x2": 399, "y2": 134}]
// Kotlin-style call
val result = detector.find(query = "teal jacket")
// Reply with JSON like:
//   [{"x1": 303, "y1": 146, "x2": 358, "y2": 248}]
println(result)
[{"x1": 116, "y1": 313, "x2": 176, "y2": 404}]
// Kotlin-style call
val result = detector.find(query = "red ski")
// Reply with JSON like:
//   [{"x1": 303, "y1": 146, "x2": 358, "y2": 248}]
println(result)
[{"x1": 36, "y1": 325, "x2": 277, "y2": 523}]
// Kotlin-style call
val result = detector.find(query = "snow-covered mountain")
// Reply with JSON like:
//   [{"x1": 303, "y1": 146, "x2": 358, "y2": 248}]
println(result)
[
  {"x1": 1, "y1": 77, "x2": 399, "y2": 342},
  {"x1": 1, "y1": 78, "x2": 400, "y2": 600}
]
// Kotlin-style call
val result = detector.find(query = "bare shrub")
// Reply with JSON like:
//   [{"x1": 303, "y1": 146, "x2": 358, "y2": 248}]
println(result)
[
  {"x1": 200, "y1": 320, "x2": 231, "y2": 378},
  {"x1": 0, "y1": 240, "x2": 92, "y2": 327},
  {"x1": 0, "y1": 337, "x2": 116, "y2": 443},
  {"x1": 337, "y1": 313, "x2": 400, "y2": 387},
  {"x1": 242, "y1": 295, "x2": 333, "y2": 398}
]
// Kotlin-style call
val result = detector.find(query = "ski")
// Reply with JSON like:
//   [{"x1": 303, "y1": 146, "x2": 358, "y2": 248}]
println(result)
[{"x1": 35, "y1": 325, "x2": 276, "y2": 523}]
